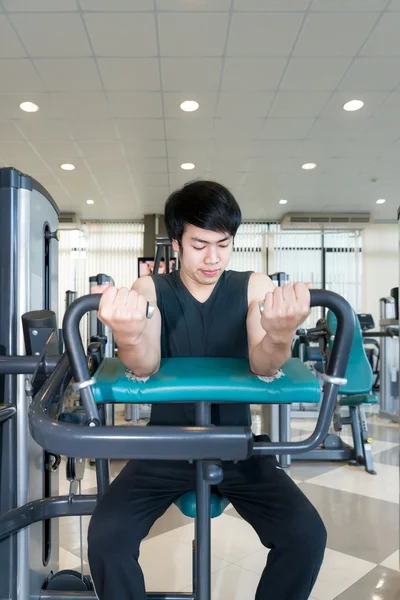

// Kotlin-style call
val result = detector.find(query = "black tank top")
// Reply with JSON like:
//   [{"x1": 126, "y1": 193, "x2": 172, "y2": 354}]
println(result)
[{"x1": 149, "y1": 269, "x2": 253, "y2": 427}]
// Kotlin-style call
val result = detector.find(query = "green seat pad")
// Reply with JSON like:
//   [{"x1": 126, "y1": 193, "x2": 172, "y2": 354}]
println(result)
[
  {"x1": 175, "y1": 491, "x2": 230, "y2": 519},
  {"x1": 338, "y1": 394, "x2": 379, "y2": 407},
  {"x1": 92, "y1": 357, "x2": 321, "y2": 405}
]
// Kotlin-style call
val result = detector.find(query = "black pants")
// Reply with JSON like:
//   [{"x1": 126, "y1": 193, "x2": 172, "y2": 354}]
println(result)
[{"x1": 88, "y1": 440, "x2": 327, "y2": 600}]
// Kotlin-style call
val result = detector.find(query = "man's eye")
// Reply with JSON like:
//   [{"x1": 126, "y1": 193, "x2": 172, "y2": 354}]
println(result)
[
  {"x1": 219, "y1": 244, "x2": 229, "y2": 248},
  {"x1": 193, "y1": 246, "x2": 205, "y2": 251}
]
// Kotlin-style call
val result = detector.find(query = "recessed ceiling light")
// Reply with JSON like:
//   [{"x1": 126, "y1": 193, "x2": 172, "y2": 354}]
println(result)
[
  {"x1": 279, "y1": 199, "x2": 288, "y2": 204},
  {"x1": 180, "y1": 100, "x2": 199, "y2": 112},
  {"x1": 302, "y1": 162, "x2": 317, "y2": 170},
  {"x1": 376, "y1": 198, "x2": 386, "y2": 204},
  {"x1": 181, "y1": 162, "x2": 195, "y2": 170},
  {"x1": 60, "y1": 163, "x2": 75, "y2": 171},
  {"x1": 343, "y1": 99, "x2": 364, "y2": 112},
  {"x1": 86, "y1": 199, "x2": 94, "y2": 205},
  {"x1": 20, "y1": 101, "x2": 39, "y2": 113}
]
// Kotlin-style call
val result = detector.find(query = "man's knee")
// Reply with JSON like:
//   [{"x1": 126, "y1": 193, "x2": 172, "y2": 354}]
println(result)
[
  {"x1": 285, "y1": 506, "x2": 327, "y2": 559},
  {"x1": 87, "y1": 505, "x2": 141, "y2": 562}
]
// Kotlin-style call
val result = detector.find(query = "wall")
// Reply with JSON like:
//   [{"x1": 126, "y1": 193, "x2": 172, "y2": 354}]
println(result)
[{"x1": 362, "y1": 223, "x2": 399, "y2": 327}]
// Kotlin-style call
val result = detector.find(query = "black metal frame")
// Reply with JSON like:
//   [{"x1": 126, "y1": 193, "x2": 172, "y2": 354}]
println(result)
[{"x1": 0, "y1": 289, "x2": 355, "y2": 600}]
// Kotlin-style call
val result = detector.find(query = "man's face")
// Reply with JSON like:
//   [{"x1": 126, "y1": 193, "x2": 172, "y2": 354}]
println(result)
[{"x1": 172, "y1": 224, "x2": 233, "y2": 285}]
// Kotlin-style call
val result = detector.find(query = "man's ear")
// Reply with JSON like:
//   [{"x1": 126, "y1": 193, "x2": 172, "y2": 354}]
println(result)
[{"x1": 171, "y1": 239, "x2": 179, "y2": 253}]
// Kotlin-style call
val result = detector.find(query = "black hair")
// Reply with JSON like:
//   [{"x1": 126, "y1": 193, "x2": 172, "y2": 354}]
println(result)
[{"x1": 164, "y1": 180, "x2": 242, "y2": 247}]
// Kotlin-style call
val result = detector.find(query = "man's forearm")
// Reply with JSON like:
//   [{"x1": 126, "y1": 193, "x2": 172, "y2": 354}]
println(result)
[
  {"x1": 249, "y1": 333, "x2": 292, "y2": 377},
  {"x1": 116, "y1": 333, "x2": 160, "y2": 378}
]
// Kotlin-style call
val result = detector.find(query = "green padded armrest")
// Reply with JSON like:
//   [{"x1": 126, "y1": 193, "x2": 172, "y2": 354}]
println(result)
[{"x1": 91, "y1": 357, "x2": 321, "y2": 405}]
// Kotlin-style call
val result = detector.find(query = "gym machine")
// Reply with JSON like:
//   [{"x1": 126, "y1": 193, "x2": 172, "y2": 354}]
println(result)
[
  {"x1": 378, "y1": 289, "x2": 399, "y2": 423},
  {"x1": 0, "y1": 167, "x2": 60, "y2": 600},
  {"x1": 0, "y1": 168, "x2": 355, "y2": 598}
]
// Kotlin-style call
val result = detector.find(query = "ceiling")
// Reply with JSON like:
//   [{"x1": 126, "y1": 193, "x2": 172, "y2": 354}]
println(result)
[{"x1": 0, "y1": 0, "x2": 399, "y2": 222}]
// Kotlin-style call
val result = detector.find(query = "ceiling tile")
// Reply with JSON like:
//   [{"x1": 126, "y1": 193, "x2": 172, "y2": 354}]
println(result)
[
  {"x1": 0, "y1": 119, "x2": 24, "y2": 141},
  {"x1": 312, "y1": 0, "x2": 389, "y2": 11},
  {"x1": 373, "y1": 92, "x2": 400, "y2": 118},
  {"x1": 33, "y1": 141, "x2": 79, "y2": 159},
  {"x1": 163, "y1": 92, "x2": 218, "y2": 118},
  {"x1": 107, "y1": 92, "x2": 163, "y2": 118},
  {"x1": 14, "y1": 118, "x2": 72, "y2": 141},
  {"x1": 167, "y1": 139, "x2": 212, "y2": 157},
  {"x1": 214, "y1": 118, "x2": 265, "y2": 139},
  {"x1": 165, "y1": 117, "x2": 215, "y2": 139},
  {"x1": 247, "y1": 157, "x2": 299, "y2": 173},
  {"x1": 321, "y1": 91, "x2": 390, "y2": 117},
  {"x1": 262, "y1": 118, "x2": 315, "y2": 139},
  {"x1": 0, "y1": 59, "x2": 45, "y2": 92},
  {"x1": 339, "y1": 58, "x2": 400, "y2": 91},
  {"x1": 222, "y1": 58, "x2": 287, "y2": 90},
  {"x1": 116, "y1": 118, "x2": 165, "y2": 140},
  {"x1": 2, "y1": 0, "x2": 78, "y2": 10},
  {"x1": 269, "y1": 92, "x2": 331, "y2": 118},
  {"x1": 157, "y1": 0, "x2": 230, "y2": 9},
  {"x1": 213, "y1": 139, "x2": 259, "y2": 158},
  {"x1": 34, "y1": 58, "x2": 102, "y2": 91},
  {"x1": 0, "y1": 14, "x2": 26, "y2": 57},
  {"x1": 297, "y1": 14, "x2": 378, "y2": 58},
  {"x1": 356, "y1": 116, "x2": 400, "y2": 145},
  {"x1": 216, "y1": 92, "x2": 274, "y2": 118},
  {"x1": 10, "y1": 13, "x2": 91, "y2": 57},
  {"x1": 158, "y1": 13, "x2": 229, "y2": 57},
  {"x1": 280, "y1": 58, "x2": 352, "y2": 90},
  {"x1": 133, "y1": 158, "x2": 168, "y2": 173},
  {"x1": 227, "y1": 13, "x2": 303, "y2": 56},
  {"x1": 78, "y1": 141, "x2": 124, "y2": 160},
  {"x1": 360, "y1": 14, "x2": 400, "y2": 57},
  {"x1": 80, "y1": 0, "x2": 153, "y2": 9},
  {"x1": 134, "y1": 172, "x2": 169, "y2": 186},
  {"x1": 50, "y1": 92, "x2": 110, "y2": 118},
  {"x1": 124, "y1": 140, "x2": 167, "y2": 158},
  {"x1": 0, "y1": 141, "x2": 39, "y2": 161},
  {"x1": 68, "y1": 119, "x2": 118, "y2": 141},
  {"x1": 84, "y1": 13, "x2": 157, "y2": 57},
  {"x1": 307, "y1": 117, "x2": 369, "y2": 141},
  {"x1": 389, "y1": 0, "x2": 400, "y2": 9},
  {"x1": 161, "y1": 58, "x2": 222, "y2": 91},
  {"x1": 0, "y1": 93, "x2": 52, "y2": 118},
  {"x1": 98, "y1": 58, "x2": 160, "y2": 91},
  {"x1": 234, "y1": 0, "x2": 309, "y2": 10}
]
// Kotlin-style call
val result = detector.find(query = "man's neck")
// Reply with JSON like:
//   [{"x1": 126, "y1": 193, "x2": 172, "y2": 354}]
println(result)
[{"x1": 179, "y1": 269, "x2": 220, "y2": 303}]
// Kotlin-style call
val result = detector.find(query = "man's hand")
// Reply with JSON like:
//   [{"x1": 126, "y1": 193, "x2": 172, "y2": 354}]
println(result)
[
  {"x1": 260, "y1": 283, "x2": 311, "y2": 346},
  {"x1": 94, "y1": 285, "x2": 149, "y2": 346}
]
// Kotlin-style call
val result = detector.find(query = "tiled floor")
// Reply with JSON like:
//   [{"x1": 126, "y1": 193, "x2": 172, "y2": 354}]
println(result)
[{"x1": 59, "y1": 411, "x2": 400, "y2": 599}]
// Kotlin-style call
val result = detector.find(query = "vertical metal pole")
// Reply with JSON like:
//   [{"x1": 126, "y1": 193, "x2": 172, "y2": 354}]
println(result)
[
  {"x1": 195, "y1": 403, "x2": 211, "y2": 600},
  {"x1": 279, "y1": 404, "x2": 291, "y2": 467}
]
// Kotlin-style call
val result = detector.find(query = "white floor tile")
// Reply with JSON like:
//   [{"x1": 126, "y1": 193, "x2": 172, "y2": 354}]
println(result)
[
  {"x1": 380, "y1": 550, "x2": 400, "y2": 572},
  {"x1": 140, "y1": 532, "x2": 229, "y2": 592},
  {"x1": 307, "y1": 463, "x2": 399, "y2": 504},
  {"x1": 235, "y1": 548, "x2": 270, "y2": 574},
  {"x1": 165, "y1": 514, "x2": 263, "y2": 563},
  {"x1": 311, "y1": 548, "x2": 376, "y2": 600},
  {"x1": 59, "y1": 547, "x2": 87, "y2": 571},
  {"x1": 181, "y1": 564, "x2": 260, "y2": 600},
  {"x1": 337, "y1": 434, "x2": 398, "y2": 456}
]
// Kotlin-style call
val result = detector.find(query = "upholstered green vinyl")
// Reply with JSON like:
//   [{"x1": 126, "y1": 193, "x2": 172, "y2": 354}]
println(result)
[
  {"x1": 175, "y1": 491, "x2": 230, "y2": 519},
  {"x1": 91, "y1": 357, "x2": 321, "y2": 405},
  {"x1": 338, "y1": 394, "x2": 378, "y2": 407},
  {"x1": 327, "y1": 311, "x2": 373, "y2": 396}
]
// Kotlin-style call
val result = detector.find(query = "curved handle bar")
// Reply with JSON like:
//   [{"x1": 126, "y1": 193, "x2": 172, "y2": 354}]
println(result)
[{"x1": 62, "y1": 290, "x2": 355, "y2": 429}]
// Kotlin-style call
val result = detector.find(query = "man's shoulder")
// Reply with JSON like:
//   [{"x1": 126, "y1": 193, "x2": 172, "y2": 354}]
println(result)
[
  {"x1": 131, "y1": 275, "x2": 157, "y2": 302},
  {"x1": 247, "y1": 273, "x2": 275, "y2": 307}
]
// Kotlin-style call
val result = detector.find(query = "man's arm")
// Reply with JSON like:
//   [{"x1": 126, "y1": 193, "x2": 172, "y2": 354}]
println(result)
[
  {"x1": 116, "y1": 277, "x2": 161, "y2": 377},
  {"x1": 247, "y1": 273, "x2": 311, "y2": 377},
  {"x1": 96, "y1": 276, "x2": 161, "y2": 378}
]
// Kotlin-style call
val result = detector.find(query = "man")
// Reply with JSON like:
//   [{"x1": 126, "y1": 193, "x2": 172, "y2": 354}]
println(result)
[{"x1": 88, "y1": 180, "x2": 327, "y2": 600}]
